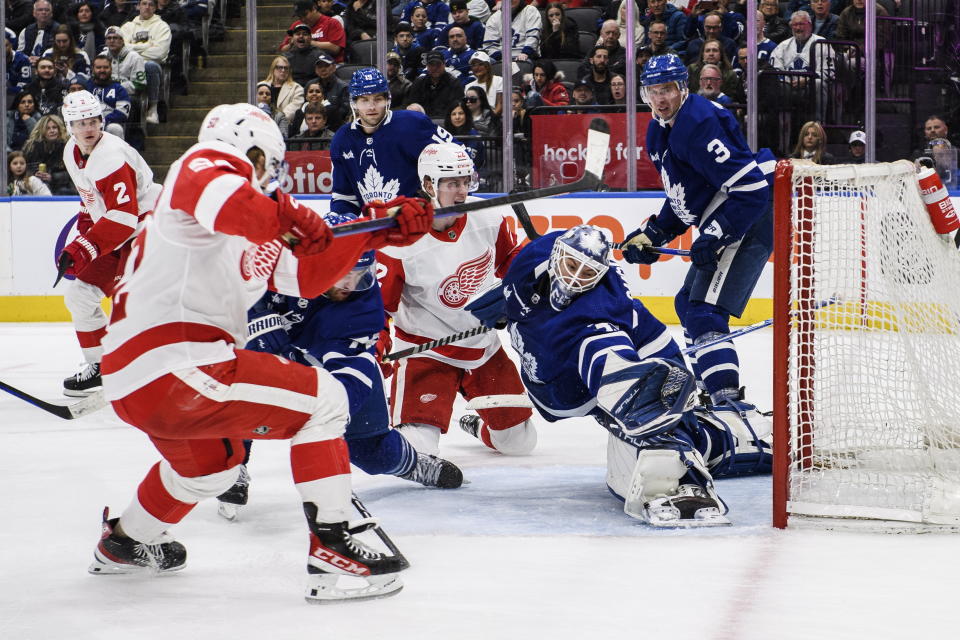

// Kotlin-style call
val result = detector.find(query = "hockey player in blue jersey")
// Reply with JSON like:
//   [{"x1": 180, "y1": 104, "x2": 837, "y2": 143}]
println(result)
[
  {"x1": 621, "y1": 53, "x2": 775, "y2": 436},
  {"x1": 466, "y1": 225, "x2": 771, "y2": 526},
  {"x1": 329, "y1": 67, "x2": 454, "y2": 216}
]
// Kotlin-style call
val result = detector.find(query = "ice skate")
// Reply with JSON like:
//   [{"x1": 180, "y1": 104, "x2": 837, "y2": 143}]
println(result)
[
  {"x1": 399, "y1": 452, "x2": 463, "y2": 489},
  {"x1": 216, "y1": 464, "x2": 250, "y2": 521},
  {"x1": 459, "y1": 414, "x2": 481, "y2": 438},
  {"x1": 63, "y1": 362, "x2": 102, "y2": 397},
  {"x1": 88, "y1": 507, "x2": 186, "y2": 574},
  {"x1": 637, "y1": 484, "x2": 731, "y2": 528}
]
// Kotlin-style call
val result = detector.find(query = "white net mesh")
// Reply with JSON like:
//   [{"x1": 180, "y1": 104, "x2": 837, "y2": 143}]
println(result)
[{"x1": 783, "y1": 161, "x2": 960, "y2": 530}]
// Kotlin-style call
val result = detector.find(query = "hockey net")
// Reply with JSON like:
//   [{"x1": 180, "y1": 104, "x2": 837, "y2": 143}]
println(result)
[{"x1": 772, "y1": 160, "x2": 960, "y2": 532}]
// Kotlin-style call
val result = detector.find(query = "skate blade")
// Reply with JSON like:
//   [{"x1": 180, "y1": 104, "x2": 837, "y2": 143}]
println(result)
[
  {"x1": 88, "y1": 553, "x2": 186, "y2": 576},
  {"x1": 304, "y1": 573, "x2": 404, "y2": 604},
  {"x1": 64, "y1": 386, "x2": 102, "y2": 398},
  {"x1": 218, "y1": 501, "x2": 241, "y2": 522},
  {"x1": 641, "y1": 507, "x2": 732, "y2": 528}
]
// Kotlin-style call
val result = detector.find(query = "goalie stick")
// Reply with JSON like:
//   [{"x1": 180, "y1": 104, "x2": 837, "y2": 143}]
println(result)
[
  {"x1": 351, "y1": 493, "x2": 409, "y2": 569},
  {"x1": 0, "y1": 380, "x2": 107, "y2": 420}
]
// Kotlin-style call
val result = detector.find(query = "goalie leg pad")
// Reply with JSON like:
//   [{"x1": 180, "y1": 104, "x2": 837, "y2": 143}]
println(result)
[
  {"x1": 623, "y1": 449, "x2": 687, "y2": 519},
  {"x1": 696, "y1": 402, "x2": 772, "y2": 478}
]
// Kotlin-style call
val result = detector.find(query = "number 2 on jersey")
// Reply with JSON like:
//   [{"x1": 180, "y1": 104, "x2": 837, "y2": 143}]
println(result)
[{"x1": 113, "y1": 182, "x2": 130, "y2": 204}]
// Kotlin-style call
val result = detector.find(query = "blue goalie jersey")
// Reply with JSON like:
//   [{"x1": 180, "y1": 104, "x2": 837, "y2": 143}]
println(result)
[
  {"x1": 647, "y1": 93, "x2": 775, "y2": 239},
  {"x1": 329, "y1": 109, "x2": 454, "y2": 215},
  {"x1": 502, "y1": 232, "x2": 684, "y2": 422}
]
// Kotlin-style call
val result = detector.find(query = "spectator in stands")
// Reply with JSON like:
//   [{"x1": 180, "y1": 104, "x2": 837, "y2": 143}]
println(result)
[
  {"x1": 121, "y1": 0, "x2": 171, "y2": 124},
  {"x1": 760, "y1": 0, "x2": 790, "y2": 43},
  {"x1": 596, "y1": 20, "x2": 627, "y2": 76},
  {"x1": 86, "y1": 54, "x2": 130, "y2": 138},
  {"x1": 346, "y1": 0, "x2": 392, "y2": 43},
  {"x1": 439, "y1": 0, "x2": 484, "y2": 51},
  {"x1": 309, "y1": 52, "x2": 350, "y2": 129},
  {"x1": 405, "y1": 49, "x2": 464, "y2": 119},
  {"x1": 24, "y1": 56, "x2": 68, "y2": 115},
  {"x1": 400, "y1": 0, "x2": 449, "y2": 30},
  {"x1": 17, "y1": 0, "x2": 58, "y2": 64},
  {"x1": 155, "y1": 0, "x2": 190, "y2": 81},
  {"x1": 686, "y1": 0, "x2": 745, "y2": 43},
  {"x1": 22, "y1": 113, "x2": 72, "y2": 194},
  {"x1": 406, "y1": 102, "x2": 426, "y2": 113},
  {"x1": 643, "y1": 0, "x2": 687, "y2": 56},
  {"x1": 264, "y1": 55, "x2": 305, "y2": 123},
  {"x1": 910, "y1": 115, "x2": 956, "y2": 159},
  {"x1": 7, "y1": 92, "x2": 40, "y2": 150},
  {"x1": 697, "y1": 63, "x2": 734, "y2": 104},
  {"x1": 439, "y1": 25, "x2": 476, "y2": 86},
  {"x1": 645, "y1": 20, "x2": 676, "y2": 57},
  {"x1": 98, "y1": 0, "x2": 137, "y2": 33},
  {"x1": 511, "y1": 87, "x2": 527, "y2": 132},
  {"x1": 466, "y1": 0, "x2": 491, "y2": 24},
  {"x1": 688, "y1": 39, "x2": 744, "y2": 102},
  {"x1": 288, "y1": 78, "x2": 329, "y2": 136},
  {"x1": 45, "y1": 25, "x2": 90, "y2": 83},
  {"x1": 482, "y1": 0, "x2": 541, "y2": 63},
  {"x1": 409, "y1": 5, "x2": 439, "y2": 50},
  {"x1": 770, "y1": 10, "x2": 834, "y2": 88},
  {"x1": 835, "y1": 0, "x2": 888, "y2": 46},
  {"x1": 845, "y1": 129, "x2": 865, "y2": 163},
  {"x1": 465, "y1": 50, "x2": 502, "y2": 115},
  {"x1": 570, "y1": 78, "x2": 598, "y2": 108},
  {"x1": 5, "y1": 32, "x2": 33, "y2": 108},
  {"x1": 70, "y1": 3, "x2": 102, "y2": 65},
  {"x1": 790, "y1": 120, "x2": 836, "y2": 164},
  {"x1": 616, "y1": 0, "x2": 645, "y2": 50},
  {"x1": 103, "y1": 27, "x2": 148, "y2": 102},
  {"x1": 610, "y1": 74, "x2": 626, "y2": 105},
  {"x1": 577, "y1": 45, "x2": 613, "y2": 105},
  {"x1": 464, "y1": 85, "x2": 500, "y2": 136},
  {"x1": 318, "y1": 0, "x2": 345, "y2": 26},
  {"x1": 386, "y1": 51, "x2": 412, "y2": 109},
  {"x1": 7, "y1": 150, "x2": 51, "y2": 195},
  {"x1": 809, "y1": 0, "x2": 839, "y2": 39},
  {"x1": 285, "y1": 23, "x2": 323, "y2": 86},
  {"x1": 525, "y1": 58, "x2": 569, "y2": 108},
  {"x1": 739, "y1": 11, "x2": 776, "y2": 69},
  {"x1": 6, "y1": 0, "x2": 36, "y2": 36},
  {"x1": 280, "y1": 0, "x2": 346, "y2": 63},
  {"x1": 685, "y1": 11, "x2": 738, "y2": 65},
  {"x1": 289, "y1": 102, "x2": 334, "y2": 149},
  {"x1": 443, "y1": 100, "x2": 484, "y2": 172},
  {"x1": 255, "y1": 81, "x2": 291, "y2": 134},
  {"x1": 539, "y1": 2, "x2": 579, "y2": 60},
  {"x1": 393, "y1": 22, "x2": 425, "y2": 81}
]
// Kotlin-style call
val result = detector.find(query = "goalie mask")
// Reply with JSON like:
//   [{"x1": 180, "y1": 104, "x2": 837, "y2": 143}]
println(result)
[
  {"x1": 417, "y1": 142, "x2": 479, "y2": 207},
  {"x1": 198, "y1": 103, "x2": 288, "y2": 189},
  {"x1": 548, "y1": 225, "x2": 611, "y2": 311}
]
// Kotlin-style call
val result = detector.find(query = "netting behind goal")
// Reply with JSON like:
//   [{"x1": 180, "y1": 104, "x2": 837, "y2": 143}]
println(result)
[{"x1": 772, "y1": 160, "x2": 960, "y2": 532}]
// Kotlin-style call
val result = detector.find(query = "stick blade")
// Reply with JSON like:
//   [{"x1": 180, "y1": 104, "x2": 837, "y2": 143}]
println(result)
[
  {"x1": 584, "y1": 118, "x2": 611, "y2": 184},
  {"x1": 588, "y1": 117, "x2": 611, "y2": 135}
]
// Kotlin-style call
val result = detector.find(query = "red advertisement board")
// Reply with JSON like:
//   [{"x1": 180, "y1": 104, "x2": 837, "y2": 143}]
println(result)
[
  {"x1": 283, "y1": 150, "x2": 333, "y2": 193},
  {"x1": 530, "y1": 112, "x2": 662, "y2": 189}
]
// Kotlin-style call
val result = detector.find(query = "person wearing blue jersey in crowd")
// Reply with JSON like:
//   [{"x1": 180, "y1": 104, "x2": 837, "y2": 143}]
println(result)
[
  {"x1": 216, "y1": 215, "x2": 464, "y2": 519},
  {"x1": 620, "y1": 54, "x2": 775, "y2": 437},
  {"x1": 464, "y1": 225, "x2": 771, "y2": 526},
  {"x1": 329, "y1": 67, "x2": 454, "y2": 217}
]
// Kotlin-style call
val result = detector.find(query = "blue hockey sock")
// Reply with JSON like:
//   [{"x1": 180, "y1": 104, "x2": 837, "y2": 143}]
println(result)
[
  {"x1": 692, "y1": 331, "x2": 740, "y2": 402},
  {"x1": 347, "y1": 430, "x2": 417, "y2": 477}
]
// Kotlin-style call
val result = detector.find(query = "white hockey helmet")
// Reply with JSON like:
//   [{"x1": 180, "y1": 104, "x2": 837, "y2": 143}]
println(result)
[
  {"x1": 417, "y1": 142, "x2": 479, "y2": 198},
  {"x1": 198, "y1": 103, "x2": 287, "y2": 187},
  {"x1": 62, "y1": 90, "x2": 104, "y2": 132}
]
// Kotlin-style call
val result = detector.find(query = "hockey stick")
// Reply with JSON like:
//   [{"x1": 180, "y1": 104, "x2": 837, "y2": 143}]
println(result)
[
  {"x1": 0, "y1": 380, "x2": 107, "y2": 420},
  {"x1": 351, "y1": 493, "x2": 409, "y2": 569},
  {"x1": 381, "y1": 325, "x2": 491, "y2": 362},
  {"x1": 464, "y1": 394, "x2": 534, "y2": 410}
]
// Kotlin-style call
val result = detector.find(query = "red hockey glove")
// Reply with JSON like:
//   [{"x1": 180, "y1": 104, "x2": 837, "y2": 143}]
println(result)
[
  {"x1": 375, "y1": 327, "x2": 395, "y2": 379},
  {"x1": 365, "y1": 196, "x2": 434, "y2": 247},
  {"x1": 276, "y1": 191, "x2": 332, "y2": 257},
  {"x1": 59, "y1": 234, "x2": 100, "y2": 278}
]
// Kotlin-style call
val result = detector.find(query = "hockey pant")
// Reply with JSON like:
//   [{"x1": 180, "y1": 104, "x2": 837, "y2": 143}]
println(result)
[
  {"x1": 390, "y1": 346, "x2": 534, "y2": 454},
  {"x1": 63, "y1": 248, "x2": 125, "y2": 364},
  {"x1": 109, "y1": 348, "x2": 353, "y2": 544}
]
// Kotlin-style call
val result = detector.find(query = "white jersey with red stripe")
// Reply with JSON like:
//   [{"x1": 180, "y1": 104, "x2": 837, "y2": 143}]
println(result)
[
  {"x1": 64, "y1": 131, "x2": 162, "y2": 253},
  {"x1": 101, "y1": 140, "x2": 380, "y2": 401},
  {"x1": 377, "y1": 199, "x2": 521, "y2": 369}
]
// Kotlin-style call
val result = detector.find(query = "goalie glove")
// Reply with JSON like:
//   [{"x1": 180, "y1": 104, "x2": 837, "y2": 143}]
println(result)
[
  {"x1": 690, "y1": 213, "x2": 736, "y2": 272},
  {"x1": 465, "y1": 284, "x2": 507, "y2": 329},
  {"x1": 597, "y1": 356, "x2": 697, "y2": 438},
  {"x1": 621, "y1": 216, "x2": 673, "y2": 265}
]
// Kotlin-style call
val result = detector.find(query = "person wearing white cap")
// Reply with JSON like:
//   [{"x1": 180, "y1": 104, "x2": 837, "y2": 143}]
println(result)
[
  {"x1": 465, "y1": 50, "x2": 502, "y2": 114},
  {"x1": 847, "y1": 130, "x2": 866, "y2": 164},
  {"x1": 103, "y1": 26, "x2": 147, "y2": 99}
]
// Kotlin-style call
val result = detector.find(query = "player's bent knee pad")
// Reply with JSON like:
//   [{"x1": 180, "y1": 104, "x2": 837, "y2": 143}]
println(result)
[
  {"x1": 159, "y1": 459, "x2": 242, "y2": 502},
  {"x1": 488, "y1": 419, "x2": 537, "y2": 455},
  {"x1": 291, "y1": 368, "x2": 350, "y2": 445},
  {"x1": 63, "y1": 279, "x2": 106, "y2": 318},
  {"x1": 683, "y1": 301, "x2": 730, "y2": 343}
]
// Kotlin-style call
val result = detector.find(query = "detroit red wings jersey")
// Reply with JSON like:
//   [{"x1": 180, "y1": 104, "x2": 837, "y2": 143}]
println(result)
[
  {"x1": 64, "y1": 131, "x2": 162, "y2": 254},
  {"x1": 378, "y1": 201, "x2": 521, "y2": 369},
  {"x1": 101, "y1": 141, "x2": 380, "y2": 400}
]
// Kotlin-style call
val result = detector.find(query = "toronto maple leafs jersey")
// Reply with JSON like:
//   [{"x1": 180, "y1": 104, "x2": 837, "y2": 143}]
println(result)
[
  {"x1": 502, "y1": 232, "x2": 683, "y2": 422},
  {"x1": 329, "y1": 109, "x2": 453, "y2": 215},
  {"x1": 246, "y1": 285, "x2": 385, "y2": 415},
  {"x1": 647, "y1": 93, "x2": 776, "y2": 240}
]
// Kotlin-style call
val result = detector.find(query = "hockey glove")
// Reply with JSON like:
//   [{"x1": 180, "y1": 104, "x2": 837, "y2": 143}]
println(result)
[
  {"x1": 59, "y1": 234, "x2": 100, "y2": 278},
  {"x1": 365, "y1": 196, "x2": 434, "y2": 247},
  {"x1": 245, "y1": 310, "x2": 290, "y2": 354},
  {"x1": 276, "y1": 191, "x2": 333, "y2": 257},
  {"x1": 621, "y1": 217, "x2": 672, "y2": 265},
  {"x1": 690, "y1": 214, "x2": 735, "y2": 272},
  {"x1": 465, "y1": 284, "x2": 507, "y2": 329}
]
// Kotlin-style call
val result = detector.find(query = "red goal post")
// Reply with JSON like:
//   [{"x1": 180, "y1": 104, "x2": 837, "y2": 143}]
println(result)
[{"x1": 772, "y1": 159, "x2": 960, "y2": 532}]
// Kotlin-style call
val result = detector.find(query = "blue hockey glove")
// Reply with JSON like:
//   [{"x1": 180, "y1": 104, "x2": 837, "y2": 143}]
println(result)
[
  {"x1": 621, "y1": 217, "x2": 673, "y2": 265},
  {"x1": 465, "y1": 284, "x2": 507, "y2": 329},
  {"x1": 245, "y1": 310, "x2": 290, "y2": 353},
  {"x1": 690, "y1": 214, "x2": 735, "y2": 272}
]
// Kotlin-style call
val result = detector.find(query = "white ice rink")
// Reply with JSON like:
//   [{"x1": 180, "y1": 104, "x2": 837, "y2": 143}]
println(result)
[{"x1": 1, "y1": 323, "x2": 957, "y2": 640}]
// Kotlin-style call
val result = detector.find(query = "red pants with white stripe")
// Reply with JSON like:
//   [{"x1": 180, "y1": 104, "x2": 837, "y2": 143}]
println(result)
[
  {"x1": 64, "y1": 248, "x2": 124, "y2": 364},
  {"x1": 110, "y1": 348, "x2": 353, "y2": 543}
]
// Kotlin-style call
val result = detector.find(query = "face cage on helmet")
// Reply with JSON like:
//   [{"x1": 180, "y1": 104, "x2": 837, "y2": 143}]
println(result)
[
  {"x1": 639, "y1": 80, "x2": 689, "y2": 125},
  {"x1": 549, "y1": 240, "x2": 610, "y2": 297},
  {"x1": 433, "y1": 170, "x2": 480, "y2": 194},
  {"x1": 328, "y1": 261, "x2": 377, "y2": 295},
  {"x1": 66, "y1": 114, "x2": 104, "y2": 136}
]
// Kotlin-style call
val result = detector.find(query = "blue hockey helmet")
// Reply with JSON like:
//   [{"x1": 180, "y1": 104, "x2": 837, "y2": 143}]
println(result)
[
  {"x1": 322, "y1": 212, "x2": 378, "y2": 296},
  {"x1": 348, "y1": 67, "x2": 390, "y2": 100},
  {"x1": 548, "y1": 225, "x2": 611, "y2": 311},
  {"x1": 640, "y1": 54, "x2": 688, "y2": 88}
]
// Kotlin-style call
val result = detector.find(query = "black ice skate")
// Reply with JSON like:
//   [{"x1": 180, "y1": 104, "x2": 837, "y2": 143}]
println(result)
[
  {"x1": 88, "y1": 507, "x2": 187, "y2": 574},
  {"x1": 459, "y1": 414, "x2": 481, "y2": 438},
  {"x1": 641, "y1": 484, "x2": 731, "y2": 528},
  {"x1": 303, "y1": 503, "x2": 408, "y2": 603},
  {"x1": 216, "y1": 464, "x2": 250, "y2": 521},
  {"x1": 399, "y1": 452, "x2": 463, "y2": 489},
  {"x1": 63, "y1": 362, "x2": 102, "y2": 397}
]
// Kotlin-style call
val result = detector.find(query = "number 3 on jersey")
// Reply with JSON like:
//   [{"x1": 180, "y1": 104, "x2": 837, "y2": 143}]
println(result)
[{"x1": 707, "y1": 139, "x2": 731, "y2": 163}]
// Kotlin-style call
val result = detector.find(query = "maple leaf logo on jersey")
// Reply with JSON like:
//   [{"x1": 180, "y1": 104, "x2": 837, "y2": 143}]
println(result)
[
  {"x1": 240, "y1": 240, "x2": 283, "y2": 281},
  {"x1": 357, "y1": 165, "x2": 400, "y2": 204},
  {"x1": 509, "y1": 323, "x2": 543, "y2": 384},
  {"x1": 661, "y1": 166, "x2": 695, "y2": 226},
  {"x1": 438, "y1": 249, "x2": 493, "y2": 309}
]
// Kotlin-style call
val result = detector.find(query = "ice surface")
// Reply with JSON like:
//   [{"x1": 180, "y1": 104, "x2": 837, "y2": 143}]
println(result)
[{"x1": 1, "y1": 324, "x2": 957, "y2": 639}]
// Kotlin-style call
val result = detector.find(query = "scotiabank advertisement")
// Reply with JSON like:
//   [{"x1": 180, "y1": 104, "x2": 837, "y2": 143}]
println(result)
[
  {"x1": 530, "y1": 112, "x2": 662, "y2": 189},
  {"x1": 282, "y1": 150, "x2": 333, "y2": 194}
]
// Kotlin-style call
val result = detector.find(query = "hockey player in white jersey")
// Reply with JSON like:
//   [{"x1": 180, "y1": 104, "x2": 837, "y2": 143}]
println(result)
[
  {"x1": 378, "y1": 143, "x2": 536, "y2": 457},
  {"x1": 56, "y1": 90, "x2": 161, "y2": 397},
  {"x1": 89, "y1": 103, "x2": 433, "y2": 602}
]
